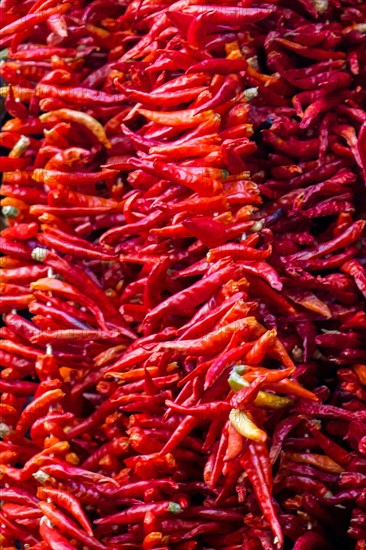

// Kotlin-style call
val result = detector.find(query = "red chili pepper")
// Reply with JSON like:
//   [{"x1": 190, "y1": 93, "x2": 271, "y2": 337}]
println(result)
[
  {"x1": 0, "y1": 156, "x2": 28, "y2": 171},
  {"x1": 286, "y1": 220, "x2": 365, "y2": 262},
  {"x1": 39, "y1": 501, "x2": 107, "y2": 550},
  {"x1": 0, "y1": 510, "x2": 38, "y2": 545},
  {"x1": 292, "y1": 531, "x2": 329, "y2": 549},
  {"x1": 133, "y1": 157, "x2": 224, "y2": 196},
  {"x1": 38, "y1": 233, "x2": 116, "y2": 262},
  {"x1": 34, "y1": 168, "x2": 118, "y2": 186},
  {"x1": 11, "y1": 47, "x2": 78, "y2": 60},
  {"x1": 1, "y1": 222, "x2": 39, "y2": 241},
  {"x1": 120, "y1": 84, "x2": 206, "y2": 109},
  {"x1": 39, "y1": 519, "x2": 78, "y2": 550},
  {"x1": 95, "y1": 501, "x2": 183, "y2": 525},
  {"x1": 342, "y1": 260, "x2": 366, "y2": 299},
  {"x1": 188, "y1": 58, "x2": 248, "y2": 75},
  {"x1": 203, "y1": 342, "x2": 253, "y2": 389},
  {"x1": 240, "y1": 444, "x2": 283, "y2": 547},
  {"x1": 143, "y1": 263, "x2": 237, "y2": 333},
  {"x1": 36, "y1": 83, "x2": 126, "y2": 106},
  {"x1": 0, "y1": 488, "x2": 39, "y2": 507},
  {"x1": 165, "y1": 399, "x2": 231, "y2": 419},
  {"x1": 37, "y1": 486, "x2": 93, "y2": 537},
  {"x1": 236, "y1": 261, "x2": 283, "y2": 291},
  {"x1": 15, "y1": 388, "x2": 65, "y2": 436},
  {"x1": 194, "y1": 76, "x2": 240, "y2": 114},
  {"x1": 30, "y1": 412, "x2": 73, "y2": 444},
  {"x1": 180, "y1": 5, "x2": 272, "y2": 25},
  {"x1": 47, "y1": 187, "x2": 120, "y2": 209},
  {"x1": 152, "y1": 318, "x2": 257, "y2": 356},
  {"x1": 138, "y1": 107, "x2": 217, "y2": 129},
  {"x1": 0, "y1": 294, "x2": 35, "y2": 313},
  {"x1": 0, "y1": 4, "x2": 64, "y2": 36},
  {"x1": 5, "y1": 84, "x2": 29, "y2": 119},
  {"x1": 304, "y1": 420, "x2": 352, "y2": 467},
  {"x1": 39, "y1": 108, "x2": 111, "y2": 149},
  {"x1": 276, "y1": 36, "x2": 345, "y2": 60},
  {"x1": 30, "y1": 276, "x2": 119, "y2": 335}
]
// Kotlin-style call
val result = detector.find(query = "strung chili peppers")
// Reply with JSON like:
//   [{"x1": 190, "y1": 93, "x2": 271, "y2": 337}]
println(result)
[{"x1": 1, "y1": 0, "x2": 366, "y2": 549}]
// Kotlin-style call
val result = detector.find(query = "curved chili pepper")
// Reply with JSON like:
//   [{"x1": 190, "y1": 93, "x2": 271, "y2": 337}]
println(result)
[
  {"x1": 229, "y1": 408, "x2": 267, "y2": 442},
  {"x1": 143, "y1": 263, "x2": 237, "y2": 333},
  {"x1": 0, "y1": 509, "x2": 38, "y2": 545},
  {"x1": 342, "y1": 260, "x2": 366, "y2": 299},
  {"x1": 37, "y1": 233, "x2": 116, "y2": 262},
  {"x1": 15, "y1": 388, "x2": 65, "y2": 436},
  {"x1": 39, "y1": 501, "x2": 107, "y2": 550},
  {"x1": 39, "y1": 519, "x2": 78, "y2": 550},
  {"x1": 37, "y1": 487, "x2": 93, "y2": 537},
  {"x1": 39, "y1": 109, "x2": 111, "y2": 148},
  {"x1": 0, "y1": 487, "x2": 39, "y2": 507},
  {"x1": 30, "y1": 276, "x2": 123, "y2": 335}
]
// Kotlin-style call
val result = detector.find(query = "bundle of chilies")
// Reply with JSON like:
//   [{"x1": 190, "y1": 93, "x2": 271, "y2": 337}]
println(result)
[{"x1": 1, "y1": 0, "x2": 366, "y2": 548}]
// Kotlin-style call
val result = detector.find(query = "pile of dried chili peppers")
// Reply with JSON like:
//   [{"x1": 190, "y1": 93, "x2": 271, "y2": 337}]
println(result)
[{"x1": 1, "y1": 0, "x2": 366, "y2": 548}]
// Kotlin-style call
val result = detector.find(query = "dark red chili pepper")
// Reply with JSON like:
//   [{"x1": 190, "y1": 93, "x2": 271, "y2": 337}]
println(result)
[
  {"x1": 188, "y1": 58, "x2": 248, "y2": 75},
  {"x1": 285, "y1": 220, "x2": 365, "y2": 262},
  {"x1": 241, "y1": 443, "x2": 283, "y2": 547},
  {"x1": 293, "y1": 532, "x2": 329, "y2": 549},
  {"x1": 342, "y1": 260, "x2": 366, "y2": 299},
  {"x1": 95, "y1": 501, "x2": 183, "y2": 525}
]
